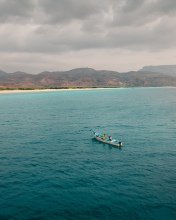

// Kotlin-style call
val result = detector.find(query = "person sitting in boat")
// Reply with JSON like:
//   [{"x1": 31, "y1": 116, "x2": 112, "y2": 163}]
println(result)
[
  {"x1": 109, "y1": 136, "x2": 112, "y2": 141},
  {"x1": 102, "y1": 134, "x2": 106, "y2": 140}
]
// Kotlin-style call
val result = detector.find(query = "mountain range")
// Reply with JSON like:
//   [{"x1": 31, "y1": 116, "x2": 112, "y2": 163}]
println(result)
[
  {"x1": 0, "y1": 66, "x2": 176, "y2": 89},
  {"x1": 139, "y1": 65, "x2": 176, "y2": 77}
]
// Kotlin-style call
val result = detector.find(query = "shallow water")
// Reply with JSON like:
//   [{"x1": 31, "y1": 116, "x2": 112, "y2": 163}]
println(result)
[{"x1": 0, "y1": 88, "x2": 176, "y2": 219}]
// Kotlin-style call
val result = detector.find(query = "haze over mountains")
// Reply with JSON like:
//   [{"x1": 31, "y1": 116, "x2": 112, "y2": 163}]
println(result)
[
  {"x1": 0, "y1": 65, "x2": 176, "y2": 89},
  {"x1": 139, "y1": 65, "x2": 176, "y2": 77}
]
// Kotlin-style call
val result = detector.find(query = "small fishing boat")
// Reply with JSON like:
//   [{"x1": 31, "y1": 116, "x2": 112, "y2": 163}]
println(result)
[{"x1": 91, "y1": 130, "x2": 122, "y2": 147}]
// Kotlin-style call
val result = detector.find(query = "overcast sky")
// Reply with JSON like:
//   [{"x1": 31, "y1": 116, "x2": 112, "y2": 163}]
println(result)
[{"x1": 0, "y1": 0, "x2": 176, "y2": 73}]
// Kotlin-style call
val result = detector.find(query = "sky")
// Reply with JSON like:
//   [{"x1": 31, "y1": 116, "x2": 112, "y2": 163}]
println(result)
[{"x1": 0, "y1": 0, "x2": 176, "y2": 74}]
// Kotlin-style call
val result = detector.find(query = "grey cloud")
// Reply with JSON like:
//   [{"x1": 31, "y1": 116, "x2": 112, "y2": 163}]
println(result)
[
  {"x1": 107, "y1": 24, "x2": 176, "y2": 51},
  {"x1": 0, "y1": 0, "x2": 35, "y2": 23},
  {"x1": 0, "y1": 0, "x2": 176, "y2": 54},
  {"x1": 1, "y1": 0, "x2": 176, "y2": 26},
  {"x1": 0, "y1": 0, "x2": 116, "y2": 24},
  {"x1": 154, "y1": 0, "x2": 176, "y2": 15},
  {"x1": 38, "y1": 0, "x2": 101, "y2": 24},
  {"x1": 111, "y1": 0, "x2": 176, "y2": 27},
  {"x1": 122, "y1": 0, "x2": 145, "y2": 13}
]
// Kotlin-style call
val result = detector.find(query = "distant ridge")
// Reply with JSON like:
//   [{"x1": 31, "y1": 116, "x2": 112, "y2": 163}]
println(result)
[
  {"x1": 0, "y1": 70, "x2": 7, "y2": 77},
  {"x1": 139, "y1": 65, "x2": 176, "y2": 77},
  {"x1": 0, "y1": 67, "x2": 176, "y2": 89}
]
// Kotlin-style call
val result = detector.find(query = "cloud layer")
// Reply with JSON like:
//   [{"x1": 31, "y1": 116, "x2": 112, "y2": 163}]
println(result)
[{"x1": 0, "y1": 0, "x2": 176, "y2": 73}]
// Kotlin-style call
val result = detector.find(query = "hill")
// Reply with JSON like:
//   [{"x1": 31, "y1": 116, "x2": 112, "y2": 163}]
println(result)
[
  {"x1": 139, "y1": 65, "x2": 176, "y2": 77},
  {"x1": 0, "y1": 68, "x2": 176, "y2": 89},
  {"x1": 0, "y1": 70, "x2": 7, "y2": 77}
]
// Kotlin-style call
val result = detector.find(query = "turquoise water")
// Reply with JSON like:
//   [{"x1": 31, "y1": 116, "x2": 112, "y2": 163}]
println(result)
[{"x1": 0, "y1": 88, "x2": 176, "y2": 219}]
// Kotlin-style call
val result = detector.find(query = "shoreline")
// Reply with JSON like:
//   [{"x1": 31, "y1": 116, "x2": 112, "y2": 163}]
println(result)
[
  {"x1": 0, "y1": 88, "x2": 118, "y2": 94},
  {"x1": 0, "y1": 88, "x2": 88, "y2": 94},
  {"x1": 0, "y1": 87, "x2": 175, "y2": 94}
]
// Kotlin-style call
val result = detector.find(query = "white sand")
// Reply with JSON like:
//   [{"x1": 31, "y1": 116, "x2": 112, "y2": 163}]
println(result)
[{"x1": 0, "y1": 88, "x2": 113, "y2": 94}]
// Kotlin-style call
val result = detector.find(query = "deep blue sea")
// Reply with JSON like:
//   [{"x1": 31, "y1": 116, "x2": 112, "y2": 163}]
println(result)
[{"x1": 0, "y1": 88, "x2": 176, "y2": 220}]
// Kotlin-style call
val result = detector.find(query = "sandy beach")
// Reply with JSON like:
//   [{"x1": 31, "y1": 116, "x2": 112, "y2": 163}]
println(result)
[
  {"x1": 1, "y1": 87, "x2": 175, "y2": 94},
  {"x1": 0, "y1": 89, "x2": 82, "y2": 94},
  {"x1": 0, "y1": 88, "x2": 115, "y2": 94}
]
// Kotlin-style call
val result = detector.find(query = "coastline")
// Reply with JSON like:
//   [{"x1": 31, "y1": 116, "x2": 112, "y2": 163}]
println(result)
[
  {"x1": 0, "y1": 88, "x2": 116, "y2": 94},
  {"x1": 0, "y1": 87, "x2": 175, "y2": 94},
  {"x1": 0, "y1": 88, "x2": 86, "y2": 94}
]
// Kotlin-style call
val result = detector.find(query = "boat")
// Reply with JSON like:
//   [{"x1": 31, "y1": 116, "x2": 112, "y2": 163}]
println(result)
[{"x1": 91, "y1": 130, "x2": 122, "y2": 147}]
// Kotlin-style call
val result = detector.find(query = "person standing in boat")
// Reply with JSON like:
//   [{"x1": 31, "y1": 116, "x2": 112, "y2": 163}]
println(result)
[{"x1": 102, "y1": 134, "x2": 106, "y2": 140}]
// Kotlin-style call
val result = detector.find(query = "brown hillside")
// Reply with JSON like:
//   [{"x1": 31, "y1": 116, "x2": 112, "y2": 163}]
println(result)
[{"x1": 0, "y1": 68, "x2": 176, "y2": 89}]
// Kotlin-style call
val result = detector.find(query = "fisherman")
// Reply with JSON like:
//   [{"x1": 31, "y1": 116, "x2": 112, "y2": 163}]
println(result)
[
  {"x1": 102, "y1": 134, "x2": 106, "y2": 140},
  {"x1": 109, "y1": 136, "x2": 112, "y2": 141}
]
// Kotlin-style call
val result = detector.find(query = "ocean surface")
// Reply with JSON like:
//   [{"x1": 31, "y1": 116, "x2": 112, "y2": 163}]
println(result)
[{"x1": 0, "y1": 88, "x2": 176, "y2": 220}]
